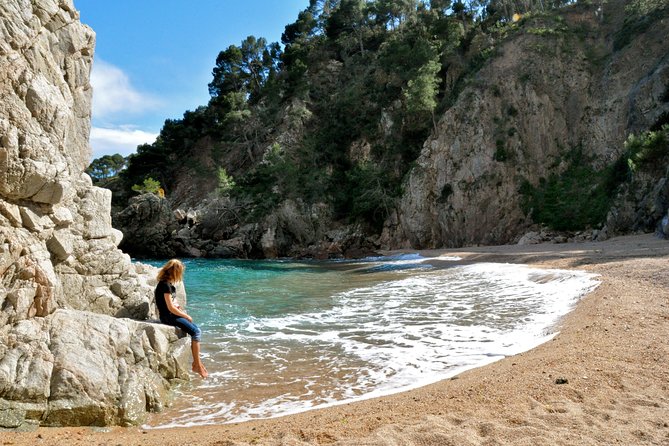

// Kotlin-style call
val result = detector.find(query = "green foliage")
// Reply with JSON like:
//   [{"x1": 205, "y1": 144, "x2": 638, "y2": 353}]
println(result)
[
  {"x1": 485, "y1": 0, "x2": 576, "y2": 23},
  {"x1": 493, "y1": 139, "x2": 508, "y2": 161},
  {"x1": 614, "y1": 0, "x2": 668, "y2": 50},
  {"x1": 86, "y1": 154, "x2": 126, "y2": 181},
  {"x1": 521, "y1": 126, "x2": 669, "y2": 232},
  {"x1": 625, "y1": 125, "x2": 669, "y2": 172},
  {"x1": 325, "y1": 0, "x2": 367, "y2": 42},
  {"x1": 526, "y1": 25, "x2": 565, "y2": 36},
  {"x1": 217, "y1": 168, "x2": 236, "y2": 196},
  {"x1": 341, "y1": 162, "x2": 398, "y2": 229},
  {"x1": 650, "y1": 111, "x2": 669, "y2": 132},
  {"x1": 119, "y1": 106, "x2": 220, "y2": 197},
  {"x1": 625, "y1": 0, "x2": 667, "y2": 15},
  {"x1": 282, "y1": 8, "x2": 318, "y2": 45},
  {"x1": 518, "y1": 72, "x2": 532, "y2": 84},
  {"x1": 370, "y1": 0, "x2": 419, "y2": 30},
  {"x1": 234, "y1": 143, "x2": 303, "y2": 217},
  {"x1": 208, "y1": 36, "x2": 281, "y2": 103},
  {"x1": 131, "y1": 177, "x2": 162, "y2": 195},
  {"x1": 662, "y1": 84, "x2": 669, "y2": 103},
  {"x1": 403, "y1": 57, "x2": 441, "y2": 125},
  {"x1": 519, "y1": 147, "x2": 624, "y2": 231},
  {"x1": 438, "y1": 182, "x2": 453, "y2": 203},
  {"x1": 119, "y1": 0, "x2": 609, "y2": 236},
  {"x1": 469, "y1": 46, "x2": 494, "y2": 72}
]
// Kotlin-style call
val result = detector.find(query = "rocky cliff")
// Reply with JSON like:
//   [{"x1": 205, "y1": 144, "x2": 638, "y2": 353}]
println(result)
[
  {"x1": 0, "y1": 0, "x2": 189, "y2": 427},
  {"x1": 384, "y1": 3, "x2": 669, "y2": 248}
]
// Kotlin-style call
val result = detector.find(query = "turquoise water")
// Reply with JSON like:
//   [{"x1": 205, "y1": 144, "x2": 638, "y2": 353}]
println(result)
[{"x1": 144, "y1": 254, "x2": 599, "y2": 428}]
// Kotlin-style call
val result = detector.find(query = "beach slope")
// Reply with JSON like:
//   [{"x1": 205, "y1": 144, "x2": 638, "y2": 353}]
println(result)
[{"x1": 6, "y1": 233, "x2": 669, "y2": 445}]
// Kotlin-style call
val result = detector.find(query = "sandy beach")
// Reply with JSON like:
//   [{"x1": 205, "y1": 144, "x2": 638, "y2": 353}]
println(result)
[{"x1": 5, "y1": 233, "x2": 669, "y2": 445}]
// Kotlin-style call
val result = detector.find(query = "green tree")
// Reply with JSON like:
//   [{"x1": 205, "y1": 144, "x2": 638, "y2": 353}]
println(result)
[
  {"x1": 282, "y1": 8, "x2": 319, "y2": 45},
  {"x1": 118, "y1": 0, "x2": 598, "y2": 237},
  {"x1": 208, "y1": 36, "x2": 281, "y2": 103},
  {"x1": 404, "y1": 57, "x2": 441, "y2": 130},
  {"x1": 325, "y1": 0, "x2": 369, "y2": 55},
  {"x1": 86, "y1": 153, "x2": 127, "y2": 180},
  {"x1": 429, "y1": 0, "x2": 453, "y2": 17},
  {"x1": 371, "y1": 0, "x2": 419, "y2": 30},
  {"x1": 217, "y1": 168, "x2": 236, "y2": 196},
  {"x1": 131, "y1": 177, "x2": 162, "y2": 195},
  {"x1": 625, "y1": 125, "x2": 669, "y2": 172},
  {"x1": 343, "y1": 161, "x2": 398, "y2": 229}
]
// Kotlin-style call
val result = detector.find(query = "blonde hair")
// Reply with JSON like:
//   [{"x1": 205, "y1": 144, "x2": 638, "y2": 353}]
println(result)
[{"x1": 157, "y1": 259, "x2": 185, "y2": 283}]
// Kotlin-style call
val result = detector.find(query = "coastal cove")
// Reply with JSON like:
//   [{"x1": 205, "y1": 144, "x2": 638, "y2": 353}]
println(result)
[
  {"x1": 142, "y1": 253, "x2": 598, "y2": 428},
  {"x1": 7, "y1": 233, "x2": 669, "y2": 445},
  {"x1": 2, "y1": 0, "x2": 669, "y2": 444}
]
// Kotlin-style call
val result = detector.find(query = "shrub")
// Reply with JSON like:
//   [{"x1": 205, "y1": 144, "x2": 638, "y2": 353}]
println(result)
[
  {"x1": 131, "y1": 177, "x2": 162, "y2": 195},
  {"x1": 217, "y1": 168, "x2": 236, "y2": 196},
  {"x1": 650, "y1": 111, "x2": 669, "y2": 132},
  {"x1": 343, "y1": 162, "x2": 398, "y2": 229},
  {"x1": 625, "y1": 125, "x2": 669, "y2": 172},
  {"x1": 519, "y1": 147, "x2": 623, "y2": 231}
]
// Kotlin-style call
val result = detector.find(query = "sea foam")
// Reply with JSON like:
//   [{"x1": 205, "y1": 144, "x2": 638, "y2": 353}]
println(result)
[{"x1": 145, "y1": 256, "x2": 599, "y2": 428}]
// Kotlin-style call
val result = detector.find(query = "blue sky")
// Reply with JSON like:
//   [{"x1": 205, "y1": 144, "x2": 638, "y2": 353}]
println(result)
[{"x1": 75, "y1": 0, "x2": 309, "y2": 159}]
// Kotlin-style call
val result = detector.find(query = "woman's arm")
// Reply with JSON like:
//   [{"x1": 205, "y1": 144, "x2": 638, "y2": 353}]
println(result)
[{"x1": 163, "y1": 293, "x2": 192, "y2": 321}]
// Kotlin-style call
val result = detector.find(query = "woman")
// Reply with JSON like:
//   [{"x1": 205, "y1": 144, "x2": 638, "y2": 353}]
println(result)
[{"x1": 154, "y1": 259, "x2": 208, "y2": 378}]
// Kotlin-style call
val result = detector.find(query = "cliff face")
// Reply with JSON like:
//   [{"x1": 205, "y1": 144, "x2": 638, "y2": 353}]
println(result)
[
  {"x1": 384, "y1": 4, "x2": 669, "y2": 248},
  {"x1": 0, "y1": 0, "x2": 189, "y2": 427}
]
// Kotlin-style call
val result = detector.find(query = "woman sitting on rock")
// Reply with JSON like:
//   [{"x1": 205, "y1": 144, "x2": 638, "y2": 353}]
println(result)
[{"x1": 154, "y1": 259, "x2": 208, "y2": 378}]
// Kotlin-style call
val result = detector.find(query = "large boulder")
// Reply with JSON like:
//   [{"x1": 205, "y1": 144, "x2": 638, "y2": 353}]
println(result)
[
  {"x1": 0, "y1": 310, "x2": 190, "y2": 427},
  {"x1": 113, "y1": 193, "x2": 183, "y2": 258}
]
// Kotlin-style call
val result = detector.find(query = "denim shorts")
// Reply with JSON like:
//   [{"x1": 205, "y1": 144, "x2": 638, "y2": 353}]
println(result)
[{"x1": 163, "y1": 316, "x2": 202, "y2": 342}]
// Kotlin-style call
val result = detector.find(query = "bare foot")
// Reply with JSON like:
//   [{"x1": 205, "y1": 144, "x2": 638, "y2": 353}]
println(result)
[{"x1": 192, "y1": 362, "x2": 208, "y2": 379}]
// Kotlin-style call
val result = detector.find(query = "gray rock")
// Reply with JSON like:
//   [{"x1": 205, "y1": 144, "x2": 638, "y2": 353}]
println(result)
[
  {"x1": 4, "y1": 310, "x2": 192, "y2": 427},
  {"x1": 0, "y1": 400, "x2": 25, "y2": 429},
  {"x1": 517, "y1": 231, "x2": 542, "y2": 245},
  {"x1": 212, "y1": 238, "x2": 247, "y2": 258},
  {"x1": 0, "y1": 0, "x2": 191, "y2": 427},
  {"x1": 661, "y1": 213, "x2": 669, "y2": 238},
  {"x1": 114, "y1": 193, "x2": 181, "y2": 258}
]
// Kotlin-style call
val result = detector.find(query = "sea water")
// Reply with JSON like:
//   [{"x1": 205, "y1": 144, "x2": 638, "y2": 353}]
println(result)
[{"x1": 143, "y1": 254, "x2": 599, "y2": 428}]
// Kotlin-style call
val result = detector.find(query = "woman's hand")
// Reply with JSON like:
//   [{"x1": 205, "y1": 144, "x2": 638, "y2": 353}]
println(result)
[{"x1": 164, "y1": 293, "x2": 191, "y2": 320}]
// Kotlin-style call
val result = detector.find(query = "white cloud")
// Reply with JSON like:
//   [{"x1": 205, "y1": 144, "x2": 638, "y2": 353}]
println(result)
[
  {"x1": 90, "y1": 126, "x2": 158, "y2": 158},
  {"x1": 90, "y1": 58, "x2": 160, "y2": 118},
  {"x1": 88, "y1": 59, "x2": 162, "y2": 159}
]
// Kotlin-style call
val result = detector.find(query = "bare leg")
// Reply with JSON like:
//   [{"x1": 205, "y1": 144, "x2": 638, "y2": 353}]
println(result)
[{"x1": 191, "y1": 340, "x2": 208, "y2": 378}]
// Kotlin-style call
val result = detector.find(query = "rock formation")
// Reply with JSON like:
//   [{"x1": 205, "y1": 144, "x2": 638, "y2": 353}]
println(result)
[
  {"x1": 0, "y1": 0, "x2": 189, "y2": 427},
  {"x1": 114, "y1": 193, "x2": 183, "y2": 258},
  {"x1": 116, "y1": 193, "x2": 379, "y2": 259},
  {"x1": 384, "y1": 4, "x2": 669, "y2": 248}
]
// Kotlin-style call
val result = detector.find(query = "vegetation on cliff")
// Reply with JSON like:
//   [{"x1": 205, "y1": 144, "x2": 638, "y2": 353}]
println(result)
[
  {"x1": 88, "y1": 0, "x2": 669, "y2": 255},
  {"x1": 95, "y1": 2, "x2": 577, "y2": 215}
]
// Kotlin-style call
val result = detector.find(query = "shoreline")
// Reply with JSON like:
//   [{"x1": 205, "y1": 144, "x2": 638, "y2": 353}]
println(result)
[
  {"x1": 146, "y1": 253, "x2": 597, "y2": 429},
  {"x1": 6, "y1": 233, "x2": 669, "y2": 445}
]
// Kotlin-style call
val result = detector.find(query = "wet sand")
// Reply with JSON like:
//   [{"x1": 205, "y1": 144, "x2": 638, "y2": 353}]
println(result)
[{"x1": 6, "y1": 233, "x2": 669, "y2": 445}]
